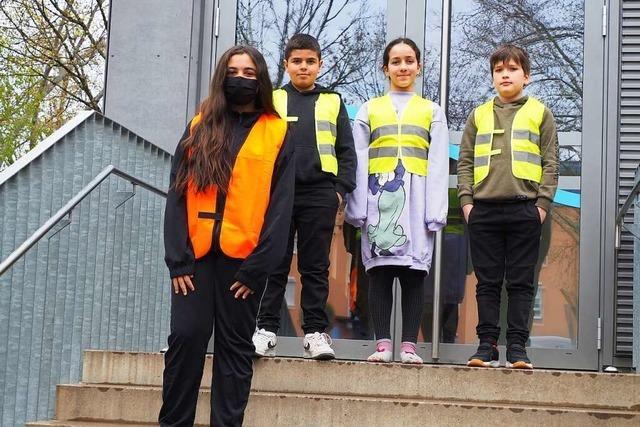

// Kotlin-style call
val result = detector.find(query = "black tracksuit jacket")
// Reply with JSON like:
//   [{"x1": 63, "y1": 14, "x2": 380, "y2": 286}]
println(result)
[
  {"x1": 279, "y1": 82, "x2": 356, "y2": 198},
  {"x1": 163, "y1": 110, "x2": 295, "y2": 293}
]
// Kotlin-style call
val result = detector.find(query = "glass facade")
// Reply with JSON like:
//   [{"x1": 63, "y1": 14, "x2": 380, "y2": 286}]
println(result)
[
  {"x1": 236, "y1": 0, "x2": 388, "y2": 342},
  {"x1": 232, "y1": 0, "x2": 592, "y2": 362},
  {"x1": 419, "y1": 0, "x2": 584, "y2": 350}
]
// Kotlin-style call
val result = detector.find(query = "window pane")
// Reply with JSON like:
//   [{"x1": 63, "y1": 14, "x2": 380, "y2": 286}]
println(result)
[
  {"x1": 421, "y1": 0, "x2": 584, "y2": 350},
  {"x1": 235, "y1": 0, "x2": 387, "y2": 340}
]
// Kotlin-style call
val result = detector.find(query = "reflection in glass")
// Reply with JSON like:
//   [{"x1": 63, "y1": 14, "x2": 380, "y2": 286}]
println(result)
[
  {"x1": 235, "y1": 0, "x2": 387, "y2": 341},
  {"x1": 236, "y1": 0, "x2": 387, "y2": 103},
  {"x1": 420, "y1": 0, "x2": 584, "y2": 349},
  {"x1": 447, "y1": 0, "x2": 584, "y2": 133}
]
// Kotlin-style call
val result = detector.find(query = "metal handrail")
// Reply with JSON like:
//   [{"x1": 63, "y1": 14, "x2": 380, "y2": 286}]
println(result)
[
  {"x1": 0, "y1": 165, "x2": 167, "y2": 276},
  {"x1": 615, "y1": 170, "x2": 640, "y2": 249}
]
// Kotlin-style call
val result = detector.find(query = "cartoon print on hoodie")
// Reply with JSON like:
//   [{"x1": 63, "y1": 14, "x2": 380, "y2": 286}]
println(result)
[{"x1": 367, "y1": 161, "x2": 408, "y2": 257}]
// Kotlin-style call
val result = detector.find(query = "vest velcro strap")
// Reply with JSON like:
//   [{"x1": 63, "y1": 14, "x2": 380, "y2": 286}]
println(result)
[
  {"x1": 370, "y1": 146, "x2": 398, "y2": 158},
  {"x1": 318, "y1": 143, "x2": 337, "y2": 156},
  {"x1": 402, "y1": 124, "x2": 431, "y2": 142},
  {"x1": 198, "y1": 212, "x2": 223, "y2": 220},
  {"x1": 513, "y1": 151, "x2": 541, "y2": 165},
  {"x1": 476, "y1": 133, "x2": 492, "y2": 144},
  {"x1": 474, "y1": 156, "x2": 490, "y2": 167},
  {"x1": 317, "y1": 120, "x2": 337, "y2": 136},
  {"x1": 402, "y1": 146, "x2": 428, "y2": 160},
  {"x1": 491, "y1": 149, "x2": 502, "y2": 155},
  {"x1": 285, "y1": 116, "x2": 298, "y2": 122},
  {"x1": 493, "y1": 129, "x2": 505, "y2": 134},
  {"x1": 513, "y1": 129, "x2": 540, "y2": 144}
]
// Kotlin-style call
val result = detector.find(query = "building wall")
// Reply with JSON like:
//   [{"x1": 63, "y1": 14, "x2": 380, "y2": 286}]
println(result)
[
  {"x1": 0, "y1": 114, "x2": 172, "y2": 426},
  {"x1": 104, "y1": 0, "x2": 207, "y2": 153},
  {"x1": 616, "y1": 0, "x2": 640, "y2": 359}
]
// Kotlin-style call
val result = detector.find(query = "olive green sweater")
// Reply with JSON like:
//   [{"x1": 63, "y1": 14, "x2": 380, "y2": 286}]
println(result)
[{"x1": 456, "y1": 96, "x2": 559, "y2": 212}]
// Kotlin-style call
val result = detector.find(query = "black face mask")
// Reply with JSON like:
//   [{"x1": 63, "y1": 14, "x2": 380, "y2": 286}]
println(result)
[{"x1": 224, "y1": 76, "x2": 259, "y2": 106}]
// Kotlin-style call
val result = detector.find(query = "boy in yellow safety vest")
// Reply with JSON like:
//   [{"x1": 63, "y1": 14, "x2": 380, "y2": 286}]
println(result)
[
  {"x1": 252, "y1": 34, "x2": 356, "y2": 359},
  {"x1": 457, "y1": 44, "x2": 559, "y2": 370}
]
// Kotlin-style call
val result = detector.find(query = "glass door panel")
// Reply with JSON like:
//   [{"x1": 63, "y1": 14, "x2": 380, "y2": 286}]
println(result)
[
  {"x1": 416, "y1": 0, "x2": 595, "y2": 369},
  {"x1": 235, "y1": 0, "x2": 394, "y2": 358}
]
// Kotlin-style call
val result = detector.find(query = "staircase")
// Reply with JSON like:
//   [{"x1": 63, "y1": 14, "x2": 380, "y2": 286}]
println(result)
[{"x1": 27, "y1": 350, "x2": 639, "y2": 426}]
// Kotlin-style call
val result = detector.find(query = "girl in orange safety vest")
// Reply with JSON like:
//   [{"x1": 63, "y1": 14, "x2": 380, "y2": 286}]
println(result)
[{"x1": 159, "y1": 45, "x2": 294, "y2": 427}]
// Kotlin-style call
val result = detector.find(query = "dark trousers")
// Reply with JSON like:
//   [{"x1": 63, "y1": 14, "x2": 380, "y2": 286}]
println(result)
[
  {"x1": 258, "y1": 190, "x2": 338, "y2": 335},
  {"x1": 159, "y1": 253, "x2": 259, "y2": 427},
  {"x1": 368, "y1": 266, "x2": 426, "y2": 343},
  {"x1": 468, "y1": 200, "x2": 542, "y2": 347}
]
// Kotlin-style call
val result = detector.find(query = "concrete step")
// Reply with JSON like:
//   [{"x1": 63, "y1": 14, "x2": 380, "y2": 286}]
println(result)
[
  {"x1": 27, "y1": 422, "x2": 165, "y2": 427},
  {"x1": 53, "y1": 383, "x2": 640, "y2": 427},
  {"x1": 82, "y1": 350, "x2": 640, "y2": 412}
]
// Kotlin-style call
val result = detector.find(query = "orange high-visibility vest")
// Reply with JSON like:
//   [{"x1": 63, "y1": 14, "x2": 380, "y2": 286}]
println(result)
[{"x1": 186, "y1": 112, "x2": 287, "y2": 259}]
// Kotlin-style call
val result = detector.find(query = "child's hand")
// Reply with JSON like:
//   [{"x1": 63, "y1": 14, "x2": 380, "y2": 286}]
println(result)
[
  {"x1": 230, "y1": 281, "x2": 254, "y2": 299},
  {"x1": 172, "y1": 275, "x2": 195, "y2": 295},
  {"x1": 463, "y1": 204, "x2": 474, "y2": 223},
  {"x1": 537, "y1": 207, "x2": 547, "y2": 224}
]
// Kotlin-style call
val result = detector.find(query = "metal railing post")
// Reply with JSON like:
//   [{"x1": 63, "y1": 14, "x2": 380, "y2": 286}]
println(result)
[{"x1": 432, "y1": 0, "x2": 452, "y2": 361}]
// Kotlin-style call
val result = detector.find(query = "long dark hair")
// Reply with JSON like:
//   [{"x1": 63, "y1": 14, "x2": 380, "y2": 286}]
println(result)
[{"x1": 173, "y1": 45, "x2": 277, "y2": 195}]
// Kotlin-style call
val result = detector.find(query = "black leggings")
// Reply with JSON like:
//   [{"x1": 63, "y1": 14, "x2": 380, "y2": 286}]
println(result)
[{"x1": 368, "y1": 266, "x2": 426, "y2": 343}]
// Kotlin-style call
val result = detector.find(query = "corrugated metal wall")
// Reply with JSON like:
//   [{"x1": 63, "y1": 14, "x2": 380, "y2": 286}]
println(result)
[
  {"x1": 634, "y1": 169, "x2": 640, "y2": 370},
  {"x1": 0, "y1": 114, "x2": 172, "y2": 426},
  {"x1": 618, "y1": 1, "x2": 640, "y2": 357}
]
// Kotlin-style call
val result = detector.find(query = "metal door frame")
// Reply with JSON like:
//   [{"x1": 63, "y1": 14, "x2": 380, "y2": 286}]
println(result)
[
  {"x1": 213, "y1": 0, "x2": 407, "y2": 360},
  {"x1": 215, "y1": 0, "x2": 604, "y2": 368},
  {"x1": 403, "y1": 0, "x2": 604, "y2": 370}
]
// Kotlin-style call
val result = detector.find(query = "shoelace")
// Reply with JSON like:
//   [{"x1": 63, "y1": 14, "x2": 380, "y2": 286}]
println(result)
[
  {"x1": 309, "y1": 332, "x2": 333, "y2": 346},
  {"x1": 255, "y1": 330, "x2": 274, "y2": 344},
  {"x1": 321, "y1": 332, "x2": 333, "y2": 346}
]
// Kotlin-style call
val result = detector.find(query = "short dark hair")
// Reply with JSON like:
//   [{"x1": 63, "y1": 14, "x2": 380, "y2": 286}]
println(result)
[
  {"x1": 382, "y1": 37, "x2": 421, "y2": 70},
  {"x1": 284, "y1": 34, "x2": 321, "y2": 60},
  {"x1": 489, "y1": 44, "x2": 531, "y2": 76}
]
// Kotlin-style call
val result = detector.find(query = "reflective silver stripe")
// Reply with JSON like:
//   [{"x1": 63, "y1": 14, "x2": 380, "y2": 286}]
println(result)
[
  {"x1": 369, "y1": 147, "x2": 398, "y2": 158},
  {"x1": 401, "y1": 146, "x2": 428, "y2": 160},
  {"x1": 474, "y1": 156, "x2": 490, "y2": 167},
  {"x1": 475, "y1": 134, "x2": 492, "y2": 144},
  {"x1": 318, "y1": 144, "x2": 336, "y2": 156},
  {"x1": 317, "y1": 120, "x2": 337, "y2": 136},
  {"x1": 371, "y1": 124, "x2": 431, "y2": 142},
  {"x1": 370, "y1": 125, "x2": 398, "y2": 142},
  {"x1": 401, "y1": 124, "x2": 431, "y2": 142},
  {"x1": 513, "y1": 151, "x2": 541, "y2": 165},
  {"x1": 513, "y1": 129, "x2": 540, "y2": 144}
]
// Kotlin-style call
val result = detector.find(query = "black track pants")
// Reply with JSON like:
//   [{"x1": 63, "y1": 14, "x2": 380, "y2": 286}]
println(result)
[
  {"x1": 467, "y1": 200, "x2": 542, "y2": 347},
  {"x1": 258, "y1": 190, "x2": 338, "y2": 335},
  {"x1": 159, "y1": 252, "x2": 259, "y2": 427}
]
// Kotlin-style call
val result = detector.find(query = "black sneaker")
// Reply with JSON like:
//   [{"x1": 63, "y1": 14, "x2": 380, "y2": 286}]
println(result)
[
  {"x1": 506, "y1": 344, "x2": 533, "y2": 369},
  {"x1": 467, "y1": 341, "x2": 499, "y2": 368}
]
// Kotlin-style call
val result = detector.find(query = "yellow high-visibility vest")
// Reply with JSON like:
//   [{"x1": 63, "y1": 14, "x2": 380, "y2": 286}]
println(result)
[
  {"x1": 473, "y1": 97, "x2": 545, "y2": 185},
  {"x1": 367, "y1": 94, "x2": 433, "y2": 176},
  {"x1": 273, "y1": 88, "x2": 340, "y2": 175}
]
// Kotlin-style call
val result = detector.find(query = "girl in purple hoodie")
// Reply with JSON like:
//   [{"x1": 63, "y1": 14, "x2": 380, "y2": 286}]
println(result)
[{"x1": 345, "y1": 38, "x2": 449, "y2": 364}]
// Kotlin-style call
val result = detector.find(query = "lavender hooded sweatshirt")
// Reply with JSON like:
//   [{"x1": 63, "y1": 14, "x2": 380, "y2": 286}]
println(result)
[{"x1": 345, "y1": 91, "x2": 449, "y2": 272}]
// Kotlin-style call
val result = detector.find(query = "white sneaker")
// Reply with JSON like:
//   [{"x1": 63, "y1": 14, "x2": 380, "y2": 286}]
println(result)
[
  {"x1": 400, "y1": 351, "x2": 423, "y2": 364},
  {"x1": 303, "y1": 332, "x2": 335, "y2": 360},
  {"x1": 252, "y1": 328, "x2": 277, "y2": 357},
  {"x1": 367, "y1": 348, "x2": 393, "y2": 363}
]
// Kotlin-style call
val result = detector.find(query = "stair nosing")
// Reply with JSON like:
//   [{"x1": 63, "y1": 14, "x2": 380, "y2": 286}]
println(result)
[{"x1": 57, "y1": 383, "x2": 640, "y2": 415}]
